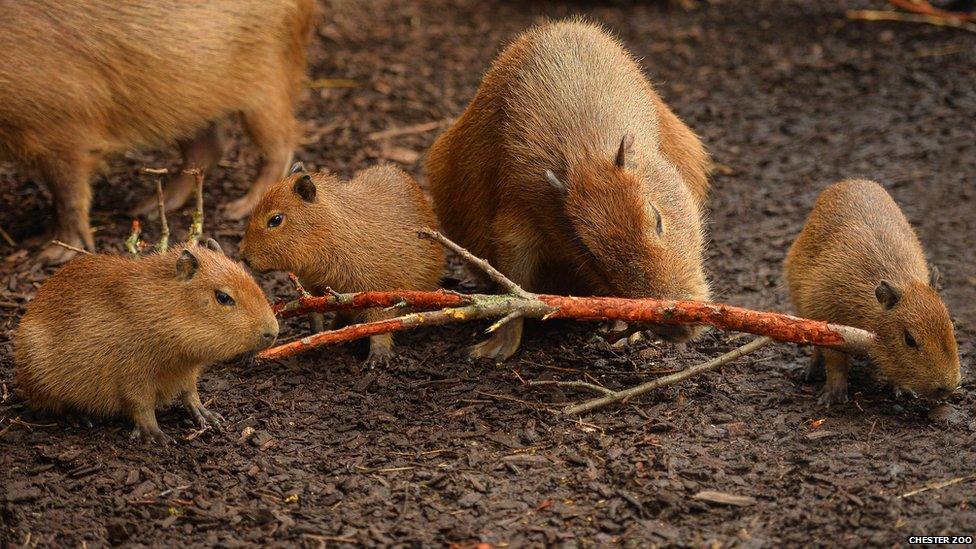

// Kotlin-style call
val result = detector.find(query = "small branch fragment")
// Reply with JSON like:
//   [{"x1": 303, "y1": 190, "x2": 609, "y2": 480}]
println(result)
[
  {"x1": 0, "y1": 224, "x2": 16, "y2": 247},
  {"x1": 562, "y1": 336, "x2": 775, "y2": 415},
  {"x1": 900, "y1": 474, "x2": 976, "y2": 498},
  {"x1": 184, "y1": 168, "x2": 204, "y2": 245},
  {"x1": 51, "y1": 240, "x2": 93, "y2": 256},
  {"x1": 123, "y1": 220, "x2": 142, "y2": 257},
  {"x1": 847, "y1": 9, "x2": 976, "y2": 32},
  {"x1": 155, "y1": 178, "x2": 170, "y2": 252},
  {"x1": 368, "y1": 119, "x2": 453, "y2": 141},
  {"x1": 272, "y1": 289, "x2": 472, "y2": 318},
  {"x1": 487, "y1": 311, "x2": 522, "y2": 334},
  {"x1": 526, "y1": 380, "x2": 615, "y2": 397},
  {"x1": 418, "y1": 227, "x2": 528, "y2": 297},
  {"x1": 288, "y1": 273, "x2": 311, "y2": 298}
]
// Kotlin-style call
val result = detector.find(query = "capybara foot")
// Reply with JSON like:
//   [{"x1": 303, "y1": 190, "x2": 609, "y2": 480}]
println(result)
[
  {"x1": 223, "y1": 195, "x2": 259, "y2": 220},
  {"x1": 130, "y1": 176, "x2": 195, "y2": 217},
  {"x1": 365, "y1": 336, "x2": 394, "y2": 369},
  {"x1": 186, "y1": 403, "x2": 224, "y2": 429},
  {"x1": 817, "y1": 385, "x2": 849, "y2": 407},
  {"x1": 129, "y1": 424, "x2": 174, "y2": 445},
  {"x1": 469, "y1": 318, "x2": 523, "y2": 363},
  {"x1": 804, "y1": 351, "x2": 826, "y2": 382}
]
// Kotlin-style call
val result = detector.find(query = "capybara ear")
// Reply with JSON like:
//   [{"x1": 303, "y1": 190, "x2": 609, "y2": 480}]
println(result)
[
  {"x1": 875, "y1": 280, "x2": 901, "y2": 310},
  {"x1": 176, "y1": 250, "x2": 199, "y2": 281},
  {"x1": 545, "y1": 170, "x2": 567, "y2": 197},
  {"x1": 289, "y1": 161, "x2": 307, "y2": 175},
  {"x1": 294, "y1": 174, "x2": 317, "y2": 203},
  {"x1": 203, "y1": 237, "x2": 223, "y2": 254},
  {"x1": 650, "y1": 203, "x2": 663, "y2": 236},
  {"x1": 615, "y1": 134, "x2": 634, "y2": 169},
  {"x1": 929, "y1": 265, "x2": 943, "y2": 291}
]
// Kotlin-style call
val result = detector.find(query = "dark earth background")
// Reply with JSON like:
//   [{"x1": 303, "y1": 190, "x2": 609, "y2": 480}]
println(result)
[{"x1": 2, "y1": 0, "x2": 975, "y2": 546}]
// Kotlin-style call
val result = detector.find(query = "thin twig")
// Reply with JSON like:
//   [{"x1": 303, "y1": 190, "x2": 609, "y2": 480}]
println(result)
[
  {"x1": 0, "y1": 224, "x2": 15, "y2": 246},
  {"x1": 185, "y1": 168, "x2": 204, "y2": 245},
  {"x1": 368, "y1": 119, "x2": 454, "y2": 141},
  {"x1": 847, "y1": 9, "x2": 976, "y2": 32},
  {"x1": 123, "y1": 220, "x2": 142, "y2": 257},
  {"x1": 487, "y1": 310, "x2": 523, "y2": 334},
  {"x1": 562, "y1": 336, "x2": 775, "y2": 415},
  {"x1": 417, "y1": 228, "x2": 528, "y2": 296},
  {"x1": 526, "y1": 380, "x2": 615, "y2": 397},
  {"x1": 900, "y1": 474, "x2": 976, "y2": 498},
  {"x1": 889, "y1": 0, "x2": 976, "y2": 22},
  {"x1": 288, "y1": 273, "x2": 311, "y2": 298},
  {"x1": 155, "y1": 178, "x2": 169, "y2": 252},
  {"x1": 51, "y1": 240, "x2": 93, "y2": 256}
]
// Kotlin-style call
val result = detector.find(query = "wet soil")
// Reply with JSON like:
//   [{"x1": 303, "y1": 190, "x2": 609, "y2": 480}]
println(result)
[{"x1": 2, "y1": 0, "x2": 975, "y2": 546}]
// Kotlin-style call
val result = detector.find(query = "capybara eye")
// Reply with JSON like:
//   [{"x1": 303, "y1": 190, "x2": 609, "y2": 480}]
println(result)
[
  {"x1": 267, "y1": 213, "x2": 284, "y2": 228},
  {"x1": 214, "y1": 290, "x2": 235, "y2": 306},
  {"x1": 904, "y1": 330, "x2": 918, "y2": 349}
]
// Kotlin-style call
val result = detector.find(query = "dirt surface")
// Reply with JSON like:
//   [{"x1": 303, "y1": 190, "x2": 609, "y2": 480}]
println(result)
[{"x1": 2, "y1": 0, "x2": 975, "y2": 546}]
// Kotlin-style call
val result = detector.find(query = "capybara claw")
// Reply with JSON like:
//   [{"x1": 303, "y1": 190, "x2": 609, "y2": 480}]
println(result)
[
  {"x1": 130, "y1": 425, "x2": 174, "y2": 445},
  {"x1": 817, "y1": 387, "x2": 849, "y2": 407}
]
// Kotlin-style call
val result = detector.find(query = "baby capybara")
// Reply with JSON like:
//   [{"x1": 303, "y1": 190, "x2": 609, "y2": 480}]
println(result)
[
  {"x1": 240, "y1": 163, "x2": 444, "y2": 365},
  {"x1": 425, "y1": 19, "x2": 711, "y2": 361},
  {"x1": 0, "y1": 0, "x2": 314, "y2": 264},
  {"x1": 15, "y1": 240, "x2": 279, "y2": 443},
  {"x1": 785, "y1": 179, "x2": 961, "y2": 405}
]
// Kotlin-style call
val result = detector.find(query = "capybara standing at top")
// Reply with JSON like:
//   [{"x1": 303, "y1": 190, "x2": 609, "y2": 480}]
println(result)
[
  {"x1": 240, "y1": 163, "x2": 444, "y2": 365},
  {"x1": 785, "y1": 179, "x2": 961, "y2": 405},
  {"x1": 0, "y1": 0, "x2": 314, "y2": 264},
  {"x1": 15, "y1": 240, "x2": 279, "y2": 443},
  {"x1": 425, "y1": 20, "x2": 711, "y2": 361}
]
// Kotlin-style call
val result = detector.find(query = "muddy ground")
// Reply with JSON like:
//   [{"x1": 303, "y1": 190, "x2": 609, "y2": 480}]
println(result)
[{"x1": 2, "y1": 0, "x2": 975, "y2": 546}]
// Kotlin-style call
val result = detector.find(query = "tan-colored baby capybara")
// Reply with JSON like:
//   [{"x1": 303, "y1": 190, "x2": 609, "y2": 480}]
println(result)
[
  {"x1": 0, "y1": 0, "x2": 314, "y2": 264},
  {"x1": 240, "y1": 163, "x2": 444, "y2": 365},
  {"x1": 785, "y1": 179, "x2": 961, "y2": 405},
  {"x1": 15, "y1": 240, "x2": 279, "y2": 443},
  {"x1": 425, "y1": 20, "x2": 711, "y2": 361}
]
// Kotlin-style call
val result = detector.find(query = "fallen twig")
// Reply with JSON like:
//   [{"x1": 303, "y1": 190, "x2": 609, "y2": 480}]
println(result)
[
  {"x1": 847, "y1": 9, "x2": 976, "y2": 32},
  {"x1": 0, "y1": 224, "x2": 15, "y2": 247},
  {"x1": 526, "y1": 380, "x2": 615, "y2": 397},
  {"x1": 418, "y1": 228, "x2": 527, "y2": 296},
  {"x1": 140, "y1": 168, "x2": 171, "y2": 253},
  {"x1": 51, "y1": 240, "x2": 93, "y2": 256},
  {"x1": 562, "y1": 336, "x2": 774, "y2": 415},
  {"x1": 889, "y1": 0, "x2": 975, "y2": 22},
  {"x1": 900, "y1": 474, "x2": 976, "y2": 498},
  {"x1": 185, "y1": 168, "x2": 204, "y2": 245},
  {"x1": 368, "y1": 119, "x2": 454, "y2": 141}
]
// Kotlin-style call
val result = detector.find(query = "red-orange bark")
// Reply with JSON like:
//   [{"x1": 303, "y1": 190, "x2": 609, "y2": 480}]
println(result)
[{"x1": 273, "y1": 289, "x2": 471, "y2": 318}]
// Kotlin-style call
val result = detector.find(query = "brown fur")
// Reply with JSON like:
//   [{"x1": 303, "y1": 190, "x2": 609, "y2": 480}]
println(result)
[
  {"x1": 425, "y1": 19, "x2": 711, "y2": 360},
  {"x1": 15, "y1": 244, "x2": 279, "y2": 441},
  {"x1": 0, "y1": 0, "x2": 315, "y2": 264},
  {"x1": 785, "y1": 179, "x2": 961, "y2": 403},
  {"x1": 239, "y1": 164, "x2": 444, "y2": 362}
]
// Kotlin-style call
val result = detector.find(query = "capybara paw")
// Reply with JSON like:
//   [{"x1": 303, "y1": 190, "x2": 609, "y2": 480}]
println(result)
[
  {"x1": 817, "y1": 386, "x2": 849, "y2": 407},
  {"x1": 469, "y1": 335, "x2": 519, "y2": 363},
  {"x1": 187, "y1": 404, "x2": 225, "y2": 429},
  {"x1": 223, "y1": 196, "x2": 258, "y2": 220},
  {"x1": 37, "y1": 241, "x2": 81, "y2": 265},
  {"x1": 129, "y1": 425, "x2": 173, "y2": 445},
  {"x1": 365, "y1": 346, "x2": 394, "y2": 369}
]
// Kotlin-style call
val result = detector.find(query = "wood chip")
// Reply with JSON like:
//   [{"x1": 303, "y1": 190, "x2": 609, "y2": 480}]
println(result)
[
  {"x1": 806, "y1": 430, "x2": 837, "y2": 440},
  {"x1": 692, "y1": 490, "x2": 756, "y2": 506}
]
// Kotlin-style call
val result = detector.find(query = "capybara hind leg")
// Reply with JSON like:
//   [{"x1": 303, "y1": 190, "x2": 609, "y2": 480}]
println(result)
[
  {"x1": 181, "y1": 386, "x2": 224, "y2": 429},
  {"x1": 470, "y1": 316, "x2": 524, "y2": 363},
  {"x1": 818, "y1": 349, "x2": 851, "y2": 406},
  {"x1": 128, "y1": 406, "x2": 172, "y2": 445},
  {"x1": 225, "y1": 104, "x2": 297, "y2": 219},
  {"x1": 35, "y1": 152, "x2": 97, "y2": 265},
  {"x1": 132, "y1": 122, "x2": 224, "y2": 216},
  {"x1": 364, "y1": 309, "x2": 395, "y2": 368},
  {"x1": 805, "y1": 347, "x2": 826, "y2": 382}
]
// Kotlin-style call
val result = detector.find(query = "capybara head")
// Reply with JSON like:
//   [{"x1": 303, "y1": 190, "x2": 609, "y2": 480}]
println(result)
[
  {"x1": 548, "y1": 135, "x2": 710, "y2": 341},
  {"x1": 871, "y1": 276, "x2": 961, "y2": 399},
  {"x1": 240, "y1": 163, "x2": 332, "y2": 276},
  {"x1": 175, "y1": 239, "x2": 279, "y2": 358}
]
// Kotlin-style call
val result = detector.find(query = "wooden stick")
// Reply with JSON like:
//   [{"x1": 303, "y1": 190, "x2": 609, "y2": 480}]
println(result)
[
  {"x1": 418, "y1": 228, "x2": 528, "y2": 296},
  {"x1": 368, "y1": 119, "x2": 453, "y2": 141},
  {"x1": 51, "y1": 240, "x2": 93, "y2": 256},
  {"x1": 155, "y1": 178, "x2": 169, "y2": 253},
  {"x1": 899, "y1": 474, "x2": 976, "y2": 498},
  {"x1": 0, "y1": 224, "x2": 16, "y2": 247},
  {"x1": 888, "y1": 0, "x2": 975, "y2": 23},
  {"x1": 562, "y1": 336, "x2": 775, "y2": 415},
  {"x1": 273, "y1": 288, "x2": 471, "y2": 318},
  {"x1": 525, "y1": 380, "x2": 615, "y2": 397},
  {"x1": 185, "y1": 168, "x2": 204, "y2": 245},
  {"x1": 847, "y1": 9, "x2": 976, "y2": 32}
]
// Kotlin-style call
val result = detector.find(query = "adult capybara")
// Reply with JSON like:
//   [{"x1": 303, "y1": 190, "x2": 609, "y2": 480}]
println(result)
[
  {"x1": 785, "y1": 179, "x2": 961, "y2": 405},
  {"x1": 240, "y1": 163, "x2": 444, "y2": 365},
  {"x1": 425, "y1": 19, "x2": 711, "y2": 361},
  {"x1": 0, "y1": 0, "x2": 314, "y2": 264},
  {"x1": 15, "y1": 239, "x2": 279, "y2": 443}
]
